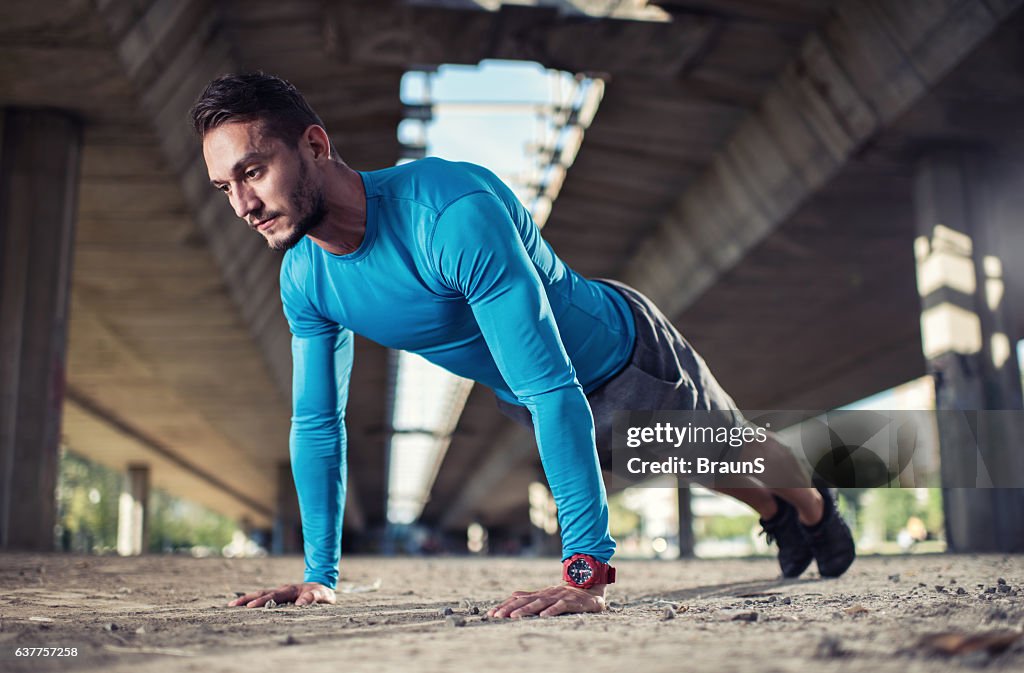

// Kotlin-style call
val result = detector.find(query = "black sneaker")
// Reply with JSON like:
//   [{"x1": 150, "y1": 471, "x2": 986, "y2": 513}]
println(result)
[
  {"x1": 800, "y1": 486, "x2": 856, "y2": 578},
  {"x1": 759, "y1": 496, "x2": 813, "y2": 578}
]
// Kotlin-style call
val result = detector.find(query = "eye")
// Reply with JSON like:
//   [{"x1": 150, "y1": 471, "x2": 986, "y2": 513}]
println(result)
[{"x1": 245, "y1": 167, "x2": 262, "y2": 179}]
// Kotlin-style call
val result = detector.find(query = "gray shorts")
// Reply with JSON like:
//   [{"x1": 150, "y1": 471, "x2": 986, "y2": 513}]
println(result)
[{"x1": 496, "y1": 279, "x2": 747, "y2": 469}]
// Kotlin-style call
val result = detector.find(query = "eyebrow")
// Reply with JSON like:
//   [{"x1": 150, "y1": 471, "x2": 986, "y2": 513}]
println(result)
[{"x1": 209, "y1": 151, "x2": 269, "y2": 187}]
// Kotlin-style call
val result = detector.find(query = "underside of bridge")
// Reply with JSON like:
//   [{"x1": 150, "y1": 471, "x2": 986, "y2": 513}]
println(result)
[{"x1": 2, "y1": 0, "x2": 1023, "y2": 553}]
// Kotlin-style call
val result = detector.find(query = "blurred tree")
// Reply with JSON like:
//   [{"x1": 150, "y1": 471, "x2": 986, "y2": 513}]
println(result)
[
  {"x1": 57, "y1": 449, "x2": 120, "y2": 552},
  {"x1": 148, "y1": 490, "x2": 237, "y2": 553},
  {"x1": 701, "y1": 514, "x2": 758, "y2": 540},
  {"x1": 859, "y1": 488, "x2": 943, "y2": 541},
  {"x1": 607, "y1": 493, "x2": 641, "y2": 538},
  {"x1": 57, "y1": 447, "x2": 238, "y2": 554}
]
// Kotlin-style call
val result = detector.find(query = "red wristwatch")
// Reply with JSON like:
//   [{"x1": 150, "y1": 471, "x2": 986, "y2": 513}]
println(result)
[{"x1": 562, "y1": 554, "x2": 616, "y2": 589}]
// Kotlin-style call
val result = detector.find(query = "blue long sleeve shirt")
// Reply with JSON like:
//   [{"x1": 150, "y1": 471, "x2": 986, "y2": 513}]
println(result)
[{"x1": 280, "y1": 158, "x2": 634, "y2": 588}]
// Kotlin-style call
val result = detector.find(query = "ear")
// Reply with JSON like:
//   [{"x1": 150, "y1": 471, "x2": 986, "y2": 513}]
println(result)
[{"x1": 301, "y1": 125, "x2": 332, "y2": 161}]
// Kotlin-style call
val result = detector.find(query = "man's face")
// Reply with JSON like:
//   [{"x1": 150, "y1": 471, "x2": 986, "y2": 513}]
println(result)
[{"x1": 203, "y1": 121, "x2": 327, "y2": 251}]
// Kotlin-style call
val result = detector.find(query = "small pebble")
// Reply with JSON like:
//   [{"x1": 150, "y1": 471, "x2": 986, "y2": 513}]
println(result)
[
  {"x1": 283, "y1": 635, "x2": 299, "y2": 646},
  {"x1": 957, "y1": 587, "x2": 967, "y2": 596},
  {"x1": 470, "y1": 606, "x2": 480, "y2": 615},
  {"x1": 445, "y1": 615, "x2": 466, "y2": 628},
  {"x1": 935, "y1": 585, "x2": 946, "y2": 592},
  {"x1": 782, "y1": 597, "x2": 792, "y2": 605},
  {"x1": 103, "y1": 623, "x2": 119, "y2": 632},
  {"x1": 888, "y1": 574, "x2": 900, "y2": 583},
  {"x1": 440, "y1": 606, "x2": 454, "y2": 616},
  {"x1": 985, "y1": 587, "x2": 997, "y2": 594},
  {"x1": 998, "y1": 585, "x2": 1011, "y2": 593},
  {"x1": 265, "y1": 599, "x2": 278, "y2": 609},
  {"x1": 661, "y1": 606, "x2": 676, "y2": 621},
  {"x1": 997, "y1": 578, "x2": 1007, "y2": 585},
  {"x1": 732, "y1": 611, "x2": 759, "y2": 622},
  {"x1": 815, "y1": 636, "x2": 846, "y2": 659}
]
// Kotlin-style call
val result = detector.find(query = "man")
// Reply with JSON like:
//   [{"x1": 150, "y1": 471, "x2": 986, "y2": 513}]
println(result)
[{"x1": 191, "y1": 72, "x2": 855, "y2": 619}]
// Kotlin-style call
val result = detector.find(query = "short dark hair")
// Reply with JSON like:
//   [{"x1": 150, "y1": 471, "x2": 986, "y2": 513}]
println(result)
[{"x1": 189, "y1": 72, "x2": 329, "y2": 150}]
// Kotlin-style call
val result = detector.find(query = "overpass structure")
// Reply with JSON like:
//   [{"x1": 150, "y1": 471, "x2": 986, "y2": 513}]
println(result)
[{"x1": 2, "y1": 0, "x2": 1023, "y2": 555}]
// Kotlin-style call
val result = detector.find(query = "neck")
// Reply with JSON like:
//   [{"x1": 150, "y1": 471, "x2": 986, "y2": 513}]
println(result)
[{"x1": 307, "y1": 161, "x2": 367, "y2": 255}]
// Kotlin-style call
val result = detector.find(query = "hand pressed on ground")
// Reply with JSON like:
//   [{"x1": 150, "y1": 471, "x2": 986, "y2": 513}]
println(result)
[
  {"x1": 487, "y1": 583, "x2": 607, "y2": 619},
  {"x1": 227, "y1": 581, "x2": 336, "y2": 608}
]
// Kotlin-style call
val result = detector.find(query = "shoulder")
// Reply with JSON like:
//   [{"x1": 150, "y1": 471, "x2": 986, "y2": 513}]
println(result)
[{"x1": 365, "y1": 158, "x2": 509, "y2": 212}]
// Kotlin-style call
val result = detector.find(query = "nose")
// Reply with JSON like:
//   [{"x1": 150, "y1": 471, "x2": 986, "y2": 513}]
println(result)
[{"x1": 230, "y1": 183, "x2": 262, "y2": 221}]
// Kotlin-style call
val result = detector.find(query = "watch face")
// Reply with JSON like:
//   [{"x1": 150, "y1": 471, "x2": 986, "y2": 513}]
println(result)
[{"x1": 567, "y1": 558, "x2": 594, "y2": 586}]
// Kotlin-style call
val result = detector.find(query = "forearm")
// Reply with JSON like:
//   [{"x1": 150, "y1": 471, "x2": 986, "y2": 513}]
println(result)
[
  {"x1": 290, "y1": 421, "x2": 346, "y2": 589},
  {"x1": 525, "y1": 386, "x2": 616, "y2": 563},
  {"x1": 288, "y1": 330, "x2": 352, "y2": 591}
]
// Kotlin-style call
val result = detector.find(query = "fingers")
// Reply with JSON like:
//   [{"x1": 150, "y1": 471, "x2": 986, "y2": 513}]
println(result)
[
  {"x1": 539, "y1": 599, "x2": 570, "y2": 618},
  {"x1": 488, "y1": 586, "x2": 606, "y2": 619},
  {"x1": 509, "y1": 597, "x2": 556, "y2": 619},
  {"x1": 295, "y1": 589, "x2": 325, "y2": 607},
  {"x1": 295, "y1": 585, "x2": 336, "y2": 607},
  {"x1": 245, "y1": 591, "x2": 281, "y2": 608},
  {"x1": 228, "y1": 583, "x2": 333, "y2": 609},
  {"x1": 488, "y1": 594, "x2": 538, "y2": 618},
  {"x1": 227, "y1": 589, "x2": 272, "y2": 607},
  {"x1": 229, "y1": 585, "x2": 294, "y2": 608}
]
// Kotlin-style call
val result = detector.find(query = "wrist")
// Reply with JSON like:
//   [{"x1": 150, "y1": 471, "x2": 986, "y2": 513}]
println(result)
[{"x1": 562, "y1": 553, "x2": 616, "y2": 588}]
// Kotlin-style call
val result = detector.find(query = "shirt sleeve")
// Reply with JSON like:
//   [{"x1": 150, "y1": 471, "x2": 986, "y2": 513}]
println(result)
[
  {"x1": 280, "y1": 257, "x2": 352, "y2": 589},
  {"x1": 429, "y1": 191, "x2": 615, "y2": 563}
]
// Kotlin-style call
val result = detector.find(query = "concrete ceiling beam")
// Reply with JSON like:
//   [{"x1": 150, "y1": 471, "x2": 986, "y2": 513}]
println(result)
[{"x1": 618, "y1": 0, "x2": 1024, "y2": 321}]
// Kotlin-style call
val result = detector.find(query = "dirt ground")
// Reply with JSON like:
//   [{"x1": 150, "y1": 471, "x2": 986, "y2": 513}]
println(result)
[{"x1": 1, "y1": 552, "x2": 1022, "y2": 673}]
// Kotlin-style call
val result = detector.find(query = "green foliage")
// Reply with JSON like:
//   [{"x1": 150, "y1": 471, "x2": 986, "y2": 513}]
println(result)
[
  {"x1": 923, "y1": 487, "x2": 944, "y2": 532},
  {"x1": 58, "y1": 449, "x2": 238, "y2": 554},
  {"x1": 700, "y1": 514, "x2": 758, "y2": 540},
  {"x1": 858, "y1": 488, "x2": 943, "y2": 540},
  {"x1": 607, "y1": 493, "x2": 641, "y2": 537},
  {"x1": 57, "y1": 451, "x2": 121, "y2": 552},
  {"x1": 148, "y1": 490, "x2": 237, "y2": 552}
]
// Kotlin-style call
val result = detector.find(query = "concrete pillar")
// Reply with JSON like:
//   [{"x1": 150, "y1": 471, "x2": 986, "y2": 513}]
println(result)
[
  {"x1": 0, "y1": 109, "x2": 82, "y2": 551},
  {"x1": 912, "y1": 151, "x2": 1024, "y2": 552},
  {"x1": 116, "y1": 464, "x2": 150, "y2": 556},
  {"x1": 273, "y1": 461, "x2": 303, "y2": 554},
  {"x1": 676, "y1": 479, "x2": 694, "y2": 558}
]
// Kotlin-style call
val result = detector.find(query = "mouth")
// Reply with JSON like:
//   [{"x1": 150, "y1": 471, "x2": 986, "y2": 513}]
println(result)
[{"x1": 253, "y1": 216, "x2": 278, "y2": 232}]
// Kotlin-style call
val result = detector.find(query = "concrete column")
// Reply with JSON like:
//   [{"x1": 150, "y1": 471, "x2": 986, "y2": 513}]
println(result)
[
  {"x1": 0, "y1": 109, "x2": 82, "y2": 551},
  {"x1": 676, "y1": 480, "x2": 694, "y2": 558},
  {"x1": 116, "y1": 464, "x2": 150, "y2": 556},
  {"x1": 913, "y1": 151, "x2": 1024, "y2": 552},
  {"x1": 273, "y1": 461, "x2": 303, "y2": 554}
]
